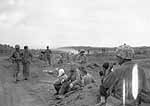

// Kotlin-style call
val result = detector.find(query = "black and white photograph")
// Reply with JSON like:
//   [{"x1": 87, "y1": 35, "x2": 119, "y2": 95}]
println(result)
[{"x1": 0, "y1": 0, "x2": 150, "y2": 106}]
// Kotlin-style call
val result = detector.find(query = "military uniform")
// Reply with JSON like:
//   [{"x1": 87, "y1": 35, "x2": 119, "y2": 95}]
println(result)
[
  {"x1": 76, "y1": 50, "x2": 87, "y2": 67},
  {"x1": 59, "y1": 67, "x2": 82, "y2": 95},
  {"x1": 22, "y1": 47, "x2": 32, "y2": 80},
  {"x1": 53, "y1": 69, "x2": 68, "y2": 95},
  {"x1": 99, "y1": 61, "x2": 148, "y2": 106},
  {"x1": 45, "y1": 47, "x2": 52, "y2": 66},
  {"x1": 96, "y1": 44, "x2": 150, "y2": 106},
  {"x1": 10, "y1": 49, "x2": 22, "y2": 81}
]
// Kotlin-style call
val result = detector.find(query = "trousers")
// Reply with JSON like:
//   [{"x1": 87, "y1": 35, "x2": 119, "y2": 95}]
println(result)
[
  {"x1": 13, "y1": 62, "x2": 21, "y2": 80},
  {"x1": 23, "y1": 63, "x2": 30, "y2": 79}
]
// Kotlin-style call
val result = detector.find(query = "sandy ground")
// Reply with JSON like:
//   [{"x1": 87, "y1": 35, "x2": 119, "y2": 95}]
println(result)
[{"x1": 0, "y1": 56, "x2": 150, "y2": 106}]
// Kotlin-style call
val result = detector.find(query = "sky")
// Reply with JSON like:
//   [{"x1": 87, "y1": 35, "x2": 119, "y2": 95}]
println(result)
[{"x1": 0, "y1": 0, "x2": 150, "y2": 49}]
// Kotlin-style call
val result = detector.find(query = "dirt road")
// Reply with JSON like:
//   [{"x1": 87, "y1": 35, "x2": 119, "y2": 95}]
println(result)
[
  {"x1": 0, "y1": 57, "x2": 50, "y2": 106},
  {"x1": 0, "y1": 56, "x2": 150, "y2": 106}
]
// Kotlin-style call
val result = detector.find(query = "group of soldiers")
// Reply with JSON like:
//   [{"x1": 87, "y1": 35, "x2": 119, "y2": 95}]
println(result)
[
  {"x1": 10, "y1": 45, "x2": 33, "y2": 82},
  {"x1": 96, "y1": 44, "x2": 150, "y2": 106},
  {"x1": 53, "y1": 52, "x2": 95, "y2": 99},
  {"x1": 52, "y1": 44, "x2": 150, "y2": 106},
  {"x1": 10, "y1": 43, "x2": 150, "y2": 106}
]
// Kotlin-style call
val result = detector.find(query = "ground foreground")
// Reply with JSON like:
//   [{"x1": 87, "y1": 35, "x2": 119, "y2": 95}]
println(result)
[{"x1": 0, "y1": 55, "x2": 150, "y2": 106}]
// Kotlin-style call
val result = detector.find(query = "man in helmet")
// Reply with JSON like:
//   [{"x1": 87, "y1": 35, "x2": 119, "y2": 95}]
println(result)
[
  {"x1": 45, "y1": 46, "x2": 52, "y2": 66},
  {"x1": 57, "y1": 64, "x2": 82, "y2": 98},
  {"x1": 96, "y1": 44, "x2": 150, "y2": 106},
  {"x1": 53, "y1": 68, "x2": 68, "y2": 95},
  {"x1": 76, "y1": 49, "x2": 87, "y2": 67},
  {"x1": 10, "y1": 44, "x2": 22, "y2": 82},
  {"x1": 22, "y1": 46, "x2": 33, "y2": 80}
]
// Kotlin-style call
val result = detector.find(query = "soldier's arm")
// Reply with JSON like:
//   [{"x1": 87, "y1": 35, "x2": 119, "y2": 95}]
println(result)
[
  {"x1": 71, "y1": 69, "x2": 82, "y2": 86},
  {"x1": 85, "y1": 55, "x2": 88, "y2": 63},
  {"x1": 100, "y1": 70, "x2": 119, "y2": 97},
  {"x1": 91, "y1": 76, "x2": 96, "y2": 83},
  {"x1": 28, "y1": 52, "x2": 33, "y2": 62},
  {"x1": 10, "y1": 52, "x2": 15, "y2": 62},
  {"x1": 65, "y1": 73, "x2": 71, "y2": 82}
]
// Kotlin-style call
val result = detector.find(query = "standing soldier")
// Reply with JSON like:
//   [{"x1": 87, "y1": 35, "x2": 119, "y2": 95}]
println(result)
[
  {"x1": 22, "y1": 46, "x2": 33, "y2": 80},
  {"x1": 45, "y1": 46, "x2": 52, "y2": 66},
  {"x1": 10, "y1": 44, "x2": 22, "y2": 82},
  {"x1": 76, "y1": 49, "x2": 87, "y2": 67},
  {"x1": 96, "y1": 44, "x2": 150, "y2": 106},
  {"x1": 66, "y1": 52, "x2": 70, "y2": 63}
]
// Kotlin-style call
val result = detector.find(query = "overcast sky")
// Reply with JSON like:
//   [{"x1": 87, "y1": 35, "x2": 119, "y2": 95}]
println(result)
[{"x1": 0, "y1": 0, "x2": 150, "y2": 49}]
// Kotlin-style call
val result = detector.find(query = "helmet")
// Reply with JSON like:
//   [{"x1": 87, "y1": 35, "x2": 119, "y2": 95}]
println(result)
[
  {"x1": 116, "y1": 44, "x2": 135, "y2": 59},
  {"x1": 79, "y1": 49, "x2": 85, "y2": 54},
  {"x1": 58, "y1": 69, "x2": 65, "y2": 77},
  {"x1": 47, "y1": 46, "x2": 49, "y2": 48},
  {"x1": 15, "y1": 44, "x2": 20, "y2": 49},
  {"x1": 24, "y1": 46, "x2": 28, "y2": 49}
]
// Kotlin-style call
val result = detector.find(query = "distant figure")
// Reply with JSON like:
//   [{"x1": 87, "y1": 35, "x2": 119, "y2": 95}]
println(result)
[
  {"x1": 57, "y1": 53, "x2": 64, "y2": 65},
  {"x1": 76, "y1": 49, "x2": 87, "y2": 67},
  {"x1": 66, "y1": 53, "x2": 70, "y2": 63},
  {"x1": 45, "y1": 46, "x2": 52, "y2": 66},
  {"x1": 10, "y1": 44, "x2": 22, "y2": 82},
  {"x1": 87, "y1": 49, "x2": 90, "y2": 55},
  {"x1": 22, "y1": 46, "x2": 33, "y2": 80}
]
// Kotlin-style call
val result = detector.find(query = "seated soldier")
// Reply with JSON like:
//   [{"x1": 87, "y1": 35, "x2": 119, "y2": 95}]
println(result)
[
  {"x1": 57, "y1": 64, "x2": 82, "y2": 98},
  {"x1": 53, "y1": 68, "x2": 68, "y2": 95},
  {"x1": 80, "y1": 67, "x2": 96, "y2": 86}
]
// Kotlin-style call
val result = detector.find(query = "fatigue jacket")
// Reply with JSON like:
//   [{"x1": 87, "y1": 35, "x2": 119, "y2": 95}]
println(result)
[
  {"x1": 76, "y1": 55, "x2": 87, "y2": 64},
  {"x1": 66, "y1": 69, "x2": 82, "y2": 87},
  {"x1": 22, "y1": 50, "x2": 32, "y2": 64},
  {"x1": 101, "y1": 61, "x2": 150, "y2": 104},
  {"x1": 54, "y1": 74, "x2": 68, "y2": 85},
  {"x1": 45, "y1": 49, "x2": 52, "y2": 57},
  {"x1": 10, "y1": 51, "x2": 22, "y2": 63}
]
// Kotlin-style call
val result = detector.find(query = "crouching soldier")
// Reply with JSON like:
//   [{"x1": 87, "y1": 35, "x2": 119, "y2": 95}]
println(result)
[
  {"x1": 10, "y1": 44, "x2": 22, "y2": 82},
  {"x1": 57, "y1": 64, "x2": 82, "y2": 98},
  {"x1": 53, "y1": 68, "x2": 68, "y2": 95},
  {"x1": 96, "y1": 44, "x2": 150, "y2": 106},
  {"x1": 80, "y1": 67, "x2": 96, "y2": 86}
]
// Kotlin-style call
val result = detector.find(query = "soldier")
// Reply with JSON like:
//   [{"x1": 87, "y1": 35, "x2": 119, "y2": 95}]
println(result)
[
  {"x1": 99, "y1": 62, "x2": 114, "y2": 84},
  {"x1": 96, "y1": 44, "x2": 150, "y2": 106},
  {"x1": 22, "y1": 46, "x2": 33, "y2": 80},
  {"x1": 53, "y1": 68, "x2": 68, "y2": 95},
  {"x1": 57, "y1": 64, "x2": 82, "y2": 99},
  {"x1": 80, "y1": 67, "x2": 96, "y2": 86},
  {"x1": 10, "y1": 44, "x2": 22, "y2": 82},
  {"x1": 57, "y1": 53, "x2": 64, "y2": 66},
  {"x1": 76, "y1": 49, "x2": 87, "y2": 67},
  {"x1": 45, "y1": 46, "x2": 52, "y2": 66},
  {"x1": 66, "y1": 52, "x2": 70, "y2": 63}
]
